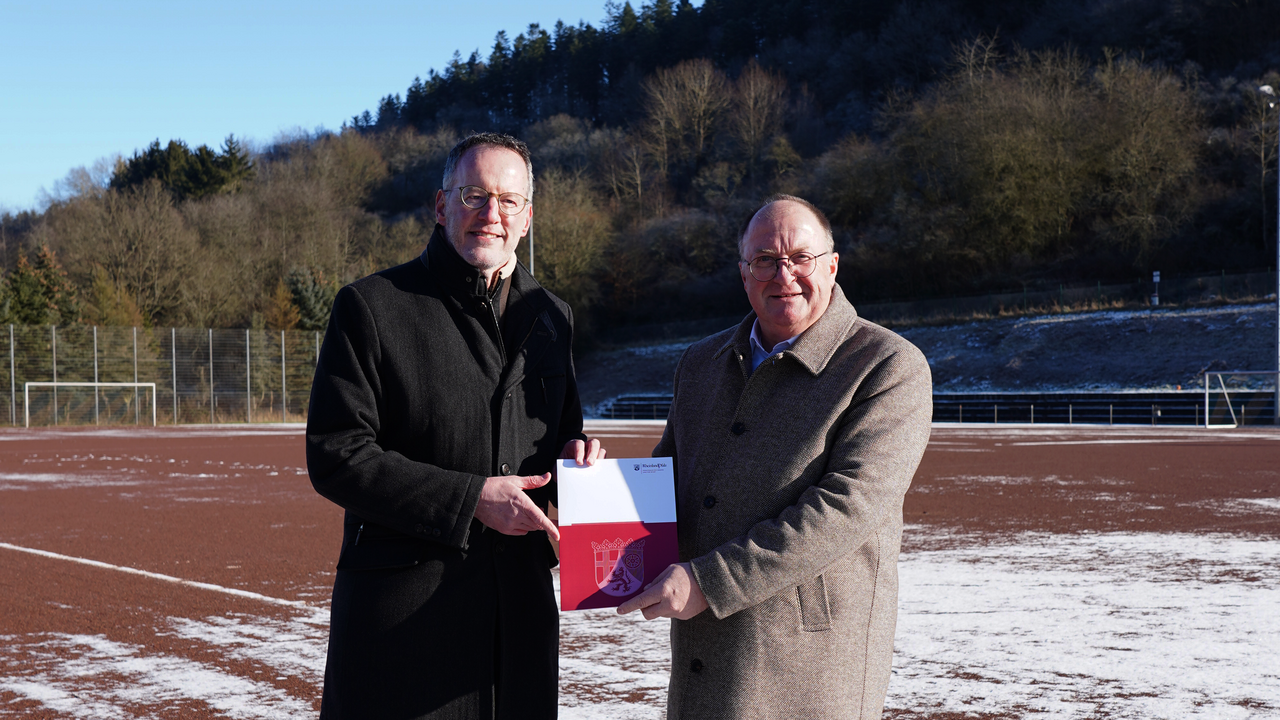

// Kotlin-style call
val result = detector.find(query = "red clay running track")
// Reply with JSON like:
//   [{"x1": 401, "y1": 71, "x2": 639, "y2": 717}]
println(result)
[{"x1": 0, "y1": 422, "x2": 1277, "y2": 718}]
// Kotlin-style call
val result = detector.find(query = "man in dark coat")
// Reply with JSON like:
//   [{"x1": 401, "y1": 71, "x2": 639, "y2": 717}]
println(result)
[{"x1": 307, "y1": 133, "x2": 603, "y2": 719}]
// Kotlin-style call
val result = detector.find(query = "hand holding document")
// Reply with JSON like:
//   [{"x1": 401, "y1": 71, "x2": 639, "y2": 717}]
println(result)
[{"x1": 556, "y1": 457, "x2": 678, "y2": 611}]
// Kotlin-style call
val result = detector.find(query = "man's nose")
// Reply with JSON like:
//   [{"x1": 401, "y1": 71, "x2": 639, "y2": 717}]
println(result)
[
  {"x1": 479, "y1": 196, "x2": 503, "y2": 222},
  {"x1": 773, "y1": 261, "x2": 799, "y2": 282}
]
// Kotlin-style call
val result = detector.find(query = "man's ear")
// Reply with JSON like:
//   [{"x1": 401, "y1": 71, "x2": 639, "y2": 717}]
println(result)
[
  {"x1": 828, "y1": 252, "x2": 840, "y2": 277},
  {"x1": 434, "y1": 189, "x2": 447, "y2": 226}
]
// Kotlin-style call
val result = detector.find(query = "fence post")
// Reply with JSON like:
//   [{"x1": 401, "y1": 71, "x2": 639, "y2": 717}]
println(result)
[
  {"x1": 208, "y1": 328, "x2": 214, "y2": 424},
  {"x1": 171, "y1": 328, "x2": 177, "y2": 424},
  {"x1": 280, "y1": 330, "x2": 287, "y2": 423},
  {"x1": 9, "y1": 324, "x2": 14, "y2": 426},
  {"x1": 1030, "y1": 404, "x2": 1034, "y2": 424},
  {"x1": 245, "y1": 329, "x2": 252, "y2": 424},
  {"x1": 133, "y1": 327, "x2": 139, "y2": 425},
  {"x1": 51, "y1": 326, "x2": 57, "y2": 426},
  {"x1": 93, "y1": 326, "x2": 99, "y2": 425}
]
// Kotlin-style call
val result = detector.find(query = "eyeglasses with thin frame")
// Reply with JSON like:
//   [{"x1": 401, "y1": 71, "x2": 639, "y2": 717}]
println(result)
[
  {"x1": 451, "y1": 185, "x2": 530, "y2": 216},
  {"x1": 740, "y1": 251, "x2": 830, "y2": 282}
]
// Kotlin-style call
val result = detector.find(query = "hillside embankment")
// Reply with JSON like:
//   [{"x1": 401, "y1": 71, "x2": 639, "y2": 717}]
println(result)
[{"x1": 576, "y1": 302, "x2": 1278, "y2": 416}]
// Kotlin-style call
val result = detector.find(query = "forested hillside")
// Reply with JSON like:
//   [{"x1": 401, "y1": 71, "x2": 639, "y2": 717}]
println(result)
[{"x1": 1, "y1": 0, "x2": 1277, "y2": 337}]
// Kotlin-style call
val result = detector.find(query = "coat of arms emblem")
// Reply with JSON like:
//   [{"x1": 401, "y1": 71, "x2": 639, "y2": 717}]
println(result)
[{"x1": 591, "y1": 537, "x2": 645, "y2": 596}]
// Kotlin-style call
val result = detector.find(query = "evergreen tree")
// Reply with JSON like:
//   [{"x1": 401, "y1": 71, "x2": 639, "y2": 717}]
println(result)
[
  {"x1": 217, "y1": 134, "x2": 255, "y2": 191},
  {"x1": 111, "y1": 137, "x2": 253, "y2": 200},
  {"x1": 285, "y1": 267, "x2": 337, "y2": 332},
  {"x1": 1, "y1": 255, "x2": 44, "y2": 324},
  {"x1": 3, "y1": 247, "x2": 79, "y2": 326}
]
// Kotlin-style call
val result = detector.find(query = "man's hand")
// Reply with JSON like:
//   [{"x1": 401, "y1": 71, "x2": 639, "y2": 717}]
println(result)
[
  {"x1": 616, "y1": 562, "x2": 709, "y2": 620},
  {"x1": 475, "y1": 473, "x2": 560, "y2": 542},
  {"x1": 560, "y1": 438, "x2": 607, "y2": 466}
]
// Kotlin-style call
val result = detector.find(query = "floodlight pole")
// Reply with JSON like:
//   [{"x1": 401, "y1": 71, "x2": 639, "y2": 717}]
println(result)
[
  {"x1": 1262, "y1": 85, "x2": 1280, "y2": 424},
  {"x1": 1266, "y1": 86, "x2": 1280, "y2": 423}
]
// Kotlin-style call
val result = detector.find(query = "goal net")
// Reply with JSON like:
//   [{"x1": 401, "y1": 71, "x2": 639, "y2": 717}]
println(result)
[
  {"x1": 24, "y1": 382, "x2": 158, "y2": 428},
  {"x1": 1201, "y1": 372, "x2": 1278, "y2": 428}
]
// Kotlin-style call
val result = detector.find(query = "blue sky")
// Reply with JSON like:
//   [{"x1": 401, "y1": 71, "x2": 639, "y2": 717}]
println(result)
[{"x1": 1, "y1": 0, "x2": 656, "y2": 212}]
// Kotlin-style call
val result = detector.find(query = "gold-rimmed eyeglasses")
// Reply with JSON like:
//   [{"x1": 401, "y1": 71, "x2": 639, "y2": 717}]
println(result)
[
  {"x1": 740, "y1": 252, "x2": 829, "y2": 282},
  {"x1": 451, "y1": 185, "x2": 530, "y2": 215}
]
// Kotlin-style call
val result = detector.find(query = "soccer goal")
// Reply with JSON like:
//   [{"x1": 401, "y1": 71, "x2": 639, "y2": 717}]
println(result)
[
  {"x1": 24, "y1": 382, "x2": 158, "y2": 428},
  {"x1": 1201, "y1": 371, "x2": 1278, "y2": 428}
]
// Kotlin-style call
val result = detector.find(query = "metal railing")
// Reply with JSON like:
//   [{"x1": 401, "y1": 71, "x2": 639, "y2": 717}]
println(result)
[{"x1": 598, "y1": 390, "x2": 1280, "y2": 426}]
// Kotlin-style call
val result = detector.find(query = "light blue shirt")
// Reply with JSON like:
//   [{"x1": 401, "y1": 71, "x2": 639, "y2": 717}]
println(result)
[{"x1": 748, "y1": 320, "x2": 799, "y2": 373}]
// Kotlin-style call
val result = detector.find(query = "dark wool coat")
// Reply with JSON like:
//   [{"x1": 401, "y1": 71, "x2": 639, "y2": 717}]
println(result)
[
  {"x1": 655, "y1": 285, "x2": 932, "y2": 720},
  {"x1": 306, "y1": 227, "x2": 585, "y2": 720}
]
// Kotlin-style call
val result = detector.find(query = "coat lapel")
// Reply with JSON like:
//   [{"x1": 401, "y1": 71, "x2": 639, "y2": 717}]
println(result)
[{"x1": 499, "y1": 265, "x2": 555, "y2": 393}]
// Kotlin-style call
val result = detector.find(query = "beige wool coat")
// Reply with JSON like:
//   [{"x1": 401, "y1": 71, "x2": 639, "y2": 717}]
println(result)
[{"x1": 653, "y1": 285, "x2": 932, "y2": 719}]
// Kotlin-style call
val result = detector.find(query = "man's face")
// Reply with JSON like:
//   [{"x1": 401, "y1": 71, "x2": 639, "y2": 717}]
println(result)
[
  {"x1": 434, "y1": 146, "x2": 532, "y2": 275},
  {"x1": 739, "y1": 201, "x2": 839, "y2": 347}
]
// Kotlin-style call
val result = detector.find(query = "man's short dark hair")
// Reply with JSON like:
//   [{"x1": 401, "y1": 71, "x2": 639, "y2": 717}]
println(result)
[
  {"x1": 442, "y1": 132, "x2": 534, "y2": 198},
  {"x1": 738, "y1": 194, "x2": 835, "y2": 259}
]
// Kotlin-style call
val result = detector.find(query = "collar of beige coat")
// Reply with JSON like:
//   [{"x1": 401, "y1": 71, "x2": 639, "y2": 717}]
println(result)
[{"x1": 715, "y1": 283, "x2": 860, "y2": 376}]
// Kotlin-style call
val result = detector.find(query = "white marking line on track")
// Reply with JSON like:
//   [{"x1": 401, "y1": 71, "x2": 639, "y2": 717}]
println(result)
[
  {"x1": 0, "y1": 542, "x2": 316, "y2": 611},
  {"x1": 1010, "y1": 438, "x2": 1243, "y2": 446}
]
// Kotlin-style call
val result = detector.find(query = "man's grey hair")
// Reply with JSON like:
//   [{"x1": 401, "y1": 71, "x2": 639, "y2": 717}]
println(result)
[
  {"x1": 738, "y1": 194, "x2": 835, "y2": 259},
  {"x1": 441, "y1": 132, "x2": 534, "y2": 198}
]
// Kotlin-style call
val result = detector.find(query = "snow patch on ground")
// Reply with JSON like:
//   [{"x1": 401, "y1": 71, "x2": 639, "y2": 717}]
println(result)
[
  {"x1": 0, "y1": 471, "x2": 142, "y2": 490},
  {"x1": 0, "y1": 632, "x2": 316, "y2": 719},
  {"x1": 889, "y1": 531, "x2": 1280, "y2": 718},
  {"x1": 3, "y1": 530, "x2": 1276, "y2": 718},
  {"x1": 165, "y1": 613, "x2": 329, "y2": 681}
]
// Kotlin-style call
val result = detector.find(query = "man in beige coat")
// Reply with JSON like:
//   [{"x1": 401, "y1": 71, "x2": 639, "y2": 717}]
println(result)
[{"x1": 618, "y1": 195, "x2": 932, "y2": 719}]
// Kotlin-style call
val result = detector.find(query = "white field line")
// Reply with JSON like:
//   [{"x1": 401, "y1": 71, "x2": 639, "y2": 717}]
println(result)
[{"x1": 0, "y1": 542, "x2": 316, "y2": 612}]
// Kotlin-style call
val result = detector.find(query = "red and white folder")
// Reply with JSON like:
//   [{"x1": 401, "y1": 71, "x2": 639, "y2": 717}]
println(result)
[{"x1": 556, "y1": 457, "x2": 678, "y2": 611}]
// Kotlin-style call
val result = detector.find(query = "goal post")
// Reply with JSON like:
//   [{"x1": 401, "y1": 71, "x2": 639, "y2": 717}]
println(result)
[
  {"x1": 24, "y1": 382, "x2": 158, "y2": 428},
  {"x1": 1202, "y1": 371, "x2": 1278, "y2": 428}
]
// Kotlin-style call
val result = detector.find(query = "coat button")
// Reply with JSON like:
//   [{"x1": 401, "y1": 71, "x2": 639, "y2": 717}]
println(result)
[
  {"x1": 432, "y1": 528, "x2": 441, "y2": 537},
  {"x1": 731, "y1": 422, "x2": 746, "y2": 435},
  {"x1": 493, "y1": 539, "x2": 505, "y2": 553},
  {"x1": 415, "y1": 523, "x2": 424, "y2": 533},
  {"x1": 500, "y1": 463, "x2": 512, "y2": 475},
  {"x1": 703, "y1": 495, "x2": 717, "y2": 509},
  {"x1": 690, "y1": 658, "x2": 703, "y2": 673}
]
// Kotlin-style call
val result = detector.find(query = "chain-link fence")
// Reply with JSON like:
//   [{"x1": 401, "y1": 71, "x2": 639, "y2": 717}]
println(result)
[{"x1": 0, "y1": 326, "x2": 323, "y2": 427}]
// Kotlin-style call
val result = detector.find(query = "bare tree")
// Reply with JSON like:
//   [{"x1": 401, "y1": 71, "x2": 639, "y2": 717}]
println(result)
[
  {"x1": 48, "y1": 181, "x2": 196, "y2": 325},
  {"x1": 731, "y1": 60, "x2": 788, "y2": 182},
  {"x1": 518, "y1": 167, "x2": 611, "y2": 316},
  {"x1": 641, "y1": 59, "x2": 732, "y2": 188}
]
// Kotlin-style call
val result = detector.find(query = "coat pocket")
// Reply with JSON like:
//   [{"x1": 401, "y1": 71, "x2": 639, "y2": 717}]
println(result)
[
  {"x1": 539, "y1": 373, "x2": 566, "y2": 408},
  {"x1": 335, "y1": 521, "x2": 424, "y2": 571},
  {"x1": 797, "y1": 574, "x2": 832, "y2": 632}
]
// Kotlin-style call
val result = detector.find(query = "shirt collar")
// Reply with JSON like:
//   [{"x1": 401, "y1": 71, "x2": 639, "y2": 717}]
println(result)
[{"x1": 748, "y1": 319, "x2": 799, "y2": 372}]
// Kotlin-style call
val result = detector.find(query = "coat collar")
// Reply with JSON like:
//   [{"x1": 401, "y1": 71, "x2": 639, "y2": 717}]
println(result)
[
  {"x1": 420, "y1": 224, "x2": 494, "y2": 300},
  {"x1": 713, "y1": 284, "x2": 859, "y2": 376},
  {"x1": 418, "y1": 224, "x2": 555, "y2": 360}
]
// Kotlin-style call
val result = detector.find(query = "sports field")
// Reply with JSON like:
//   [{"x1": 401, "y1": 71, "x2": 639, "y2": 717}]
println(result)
[{"x1": 0, "y1": 421, "x2": 1277, "y2": 719}]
